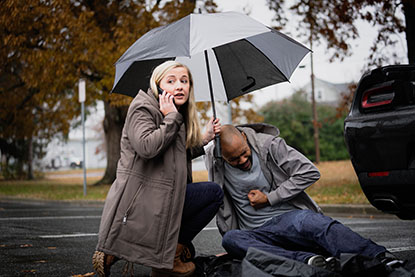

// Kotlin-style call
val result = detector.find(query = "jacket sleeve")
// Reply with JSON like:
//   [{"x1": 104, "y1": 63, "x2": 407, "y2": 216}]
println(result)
[
  {"x1": 203, "y1": 143, "x2": 216, "y2": 181},
  {"x1": 127, "y1": 106, "x2": 184, "y2": 159},
  {"x1": 190, "y1": 145, "x2": 205, "y2": 159},
  {"x1": 266, "y1": 137, "x2": 321, "y2": 206}
]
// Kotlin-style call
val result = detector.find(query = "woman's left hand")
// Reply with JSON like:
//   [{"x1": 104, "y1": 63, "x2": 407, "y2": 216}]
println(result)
[{"x1": 202, "y1": 117, "x2": 221, "y2": 146}]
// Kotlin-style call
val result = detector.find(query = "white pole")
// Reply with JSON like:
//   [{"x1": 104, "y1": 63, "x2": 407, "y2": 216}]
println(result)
[{"x1": 79, "y1": 79, "x2": 87, "y2": 196}]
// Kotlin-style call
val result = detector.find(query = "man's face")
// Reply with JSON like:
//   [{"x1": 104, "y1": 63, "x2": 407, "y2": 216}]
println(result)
[{"x1": 222, "y1": 133, "x2": 252, "y2": 171}]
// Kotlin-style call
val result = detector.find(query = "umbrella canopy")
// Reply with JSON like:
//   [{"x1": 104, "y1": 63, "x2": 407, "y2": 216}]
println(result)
[{"x1": 111, "y1": 11, "x2": 310, "y2": 103}]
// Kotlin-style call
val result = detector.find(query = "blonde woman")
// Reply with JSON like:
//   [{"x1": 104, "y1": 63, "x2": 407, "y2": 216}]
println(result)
[{"x1": 93, "y1": 61, "x2": 223, "y2": 276}]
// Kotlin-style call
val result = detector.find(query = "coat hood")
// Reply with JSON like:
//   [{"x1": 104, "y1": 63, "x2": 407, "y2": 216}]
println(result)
[{"x1": 237, "y1": 123, "x2": 280, "y2": 137}]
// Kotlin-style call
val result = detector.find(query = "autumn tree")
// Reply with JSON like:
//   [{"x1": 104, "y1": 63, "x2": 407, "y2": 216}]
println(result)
[
  {"x1": 1, "y1": 0, "x2": 263, "y2": 182},
  {"x1": 267, "y1": 0, "x2": 413, "y2": 65},
  {"x1": 0, "y1": 1, "x2": 101, "y2": 179},
  {"x1": 0, "y1": 0, "x2": 220, "y2": 181}
]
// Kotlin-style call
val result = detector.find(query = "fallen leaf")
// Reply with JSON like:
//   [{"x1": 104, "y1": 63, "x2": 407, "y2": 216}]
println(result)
[
  {"x1": 20, "y1": 244, "x2": 33, "y2": 248},
  {"x1": 35, "y1": 260, "x2": 47, "y2": 263},
  {"x1": 71, "y1": 273, "x2": 95, "y2": 277},
  {"x1": 21, "y1": 269, "x2": 37, "y2": 273},
  {"x1": 0, "y1": 245, "x2": 6, "y2": 247}
]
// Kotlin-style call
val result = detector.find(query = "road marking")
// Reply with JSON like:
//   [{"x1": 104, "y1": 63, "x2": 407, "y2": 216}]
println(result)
[
  {"x1": 0, "y1": 215, "x2": 100, "y2": 221},
  {"x1": 39, "y1": 233, "x2": 98, "y2": 238},
  {"x1": 0, "y1": 208, "x2": 102, "y2": 212},
  {"x1": 388, "y1": 246, "x2": 415, "y2": 252},
  {"x1": 37, "y1": 226, "x2": 219, "y2": 239}
]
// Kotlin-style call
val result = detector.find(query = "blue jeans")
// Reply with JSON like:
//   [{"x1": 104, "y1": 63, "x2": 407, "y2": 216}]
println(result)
[
  {"x1": 178, "y1": 182, "x2": 223, "y2": 244},
  {"x1": 222, "y1": 209, "x2": 386, "y2": 262}
]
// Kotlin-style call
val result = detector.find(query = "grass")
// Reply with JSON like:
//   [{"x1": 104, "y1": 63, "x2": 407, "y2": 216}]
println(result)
[
  {"x1": 0, "y1": 160, "x2": 369, "y2": 204},
  {"x1": 306, "y1": 160, "x2": 369, "y2": 204}
]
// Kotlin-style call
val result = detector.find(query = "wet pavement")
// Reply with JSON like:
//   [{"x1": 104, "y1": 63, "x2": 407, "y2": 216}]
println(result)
[{"x1": 1, "y1": 198, "x2": 414, "y2": 276}]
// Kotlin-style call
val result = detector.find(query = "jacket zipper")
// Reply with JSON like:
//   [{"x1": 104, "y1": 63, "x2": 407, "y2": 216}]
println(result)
[{"x1": 122, "y1": 183, "x2": 143, "y2": 225}]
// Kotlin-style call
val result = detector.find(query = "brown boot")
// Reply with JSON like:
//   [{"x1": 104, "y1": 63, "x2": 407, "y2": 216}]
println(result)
[
  {"x1": 152, "y1": 243, "x2": 196, "y2": 277},
  {"x1": 92, "y1": 250, "x2": 119, "y2": 277}
]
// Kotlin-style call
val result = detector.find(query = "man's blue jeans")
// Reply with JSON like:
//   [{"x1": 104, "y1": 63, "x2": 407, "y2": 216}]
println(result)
[
  {"x1": 179, "y1": 182, "x2": 224, "y2": 244},
  {"x1": 222, "y1": 209, "x2": 386, "y2": 262}
]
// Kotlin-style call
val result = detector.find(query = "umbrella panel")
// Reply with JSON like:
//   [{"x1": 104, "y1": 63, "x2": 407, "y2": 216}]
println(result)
[
  {"x1": 213, "y1": 39, "x2": 288, "y2": 101},
  {"x1": 111, "y1": 58, "x2": 173, "y2": 97}
]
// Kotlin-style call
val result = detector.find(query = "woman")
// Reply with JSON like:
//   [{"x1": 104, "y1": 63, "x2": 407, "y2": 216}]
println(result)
[{"x1": 92, "y1": 61, "x2": 223, "y2": 276}]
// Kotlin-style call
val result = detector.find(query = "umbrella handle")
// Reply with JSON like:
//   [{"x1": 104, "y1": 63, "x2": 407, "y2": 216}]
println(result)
[
  {"x1": 204, "y1": 49, "x2": 222, "y2": 159},
  {"x1": 214, "y1": 134, "x2": 221, "y2": 159}
]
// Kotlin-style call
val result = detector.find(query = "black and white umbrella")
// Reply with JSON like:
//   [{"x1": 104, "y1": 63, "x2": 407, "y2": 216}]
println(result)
[
  {"x1": 112, "y1": 12, "x2": 310, "y2": 157},
  {"x1": 112, "y1": 11, "x2": 310, "y2": 115}
]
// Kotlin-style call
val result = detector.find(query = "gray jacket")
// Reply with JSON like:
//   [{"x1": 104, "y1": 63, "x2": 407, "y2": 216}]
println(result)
[
  {"x1": 96, "y1": 89, "x2": 192, "y2": 270},
  {"x1": 204, "y1": 123, "x2": 322, "y2": 235}
]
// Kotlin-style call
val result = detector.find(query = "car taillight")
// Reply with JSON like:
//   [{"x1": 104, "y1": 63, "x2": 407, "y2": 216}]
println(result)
[
  {"x1": 368, "y1": 171, "x2": 390, "y2": 177},
  {"x1": 361, "y1": 85, "x2": 395, "y2": 109}
]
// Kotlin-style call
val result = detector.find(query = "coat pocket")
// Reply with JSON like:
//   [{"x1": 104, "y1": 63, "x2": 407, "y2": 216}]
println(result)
[{"x1": 118, "y1": 178, "x2": 173, "y2": 250}]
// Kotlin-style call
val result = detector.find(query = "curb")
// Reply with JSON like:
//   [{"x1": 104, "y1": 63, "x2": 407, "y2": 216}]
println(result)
[
  {"x1": 0, "y1": 196, "x2": 397, "y2": 218},
  {"x1": 0, "y1": 196, "x2": 105, "y2": 207},
  {"x1": 320, "y1": 204, "x2": 395, "y2": 218}
]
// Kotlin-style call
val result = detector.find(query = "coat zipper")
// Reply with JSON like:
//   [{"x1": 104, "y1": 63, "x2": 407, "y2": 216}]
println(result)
[{"x1": 122, "y1": 183, "x2": 143, "y2": 225}]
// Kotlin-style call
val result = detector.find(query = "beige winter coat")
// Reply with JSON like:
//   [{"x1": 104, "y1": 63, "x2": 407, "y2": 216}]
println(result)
[{"x1": 96, "y1": 89, "x2": 192, "y2": 270}]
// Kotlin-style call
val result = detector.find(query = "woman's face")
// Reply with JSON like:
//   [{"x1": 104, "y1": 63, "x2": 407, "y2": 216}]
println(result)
[{"x1": 159, "y1": 66, "x2": 190, "y2": 107}]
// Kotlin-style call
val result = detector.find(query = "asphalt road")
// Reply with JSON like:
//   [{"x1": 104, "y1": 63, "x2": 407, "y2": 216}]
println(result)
[{"x1": 1, "y1": 199, "x2": 414, "y2": 277}]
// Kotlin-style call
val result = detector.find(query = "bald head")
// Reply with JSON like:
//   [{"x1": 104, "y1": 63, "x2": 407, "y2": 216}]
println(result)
[
  {"x1": 220, "y1": 125, "x2": 244, "y2": 151},
  {"x1": 220, "y1": 125, "x2": 252, "y2": 171}
]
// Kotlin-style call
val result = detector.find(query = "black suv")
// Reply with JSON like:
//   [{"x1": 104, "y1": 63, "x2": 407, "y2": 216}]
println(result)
[{"x1": 344, "y1": 65, "x2": 415, "y2": 219}]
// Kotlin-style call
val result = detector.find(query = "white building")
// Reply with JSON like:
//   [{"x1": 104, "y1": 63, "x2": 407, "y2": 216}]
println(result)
[
  {"x1": 42, "y1": 102, "x2": 106, "y2": 170},
  {"x1": 301, "y1": 77, "x2": 351, "y2": 106}
]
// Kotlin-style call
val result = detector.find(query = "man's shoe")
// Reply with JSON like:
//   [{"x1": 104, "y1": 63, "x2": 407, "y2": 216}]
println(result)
[
  {"x1": 377, "y1": 252, "x2": 406, "y2": 270},
  {"x1": 307, "y1": 255, "x2": 326, "y2": 268},
  {"x1": 308, "y1": 255, "x2": 341, "y2": 272},
  {"x1": 325, "y1": 256, "x2": 341, "y2": 272},
  {"x1": 92, "y1": 250, "x2": 119, "y2": 277}
]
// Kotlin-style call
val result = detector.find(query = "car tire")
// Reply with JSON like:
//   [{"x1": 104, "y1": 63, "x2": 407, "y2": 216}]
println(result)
[{"x1": 396, "y1": 212, "x2": 415, "y2": 220}]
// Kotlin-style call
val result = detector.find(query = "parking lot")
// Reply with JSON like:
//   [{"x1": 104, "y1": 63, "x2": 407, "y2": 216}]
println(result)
[{"x1": 1, "y1": 199, "x2": 414, "y2": 276}]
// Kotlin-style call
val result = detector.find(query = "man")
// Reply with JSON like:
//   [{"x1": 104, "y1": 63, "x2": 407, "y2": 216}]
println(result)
[{"x1": 204, "y1": 123, "x2": 403, "y2": 272}]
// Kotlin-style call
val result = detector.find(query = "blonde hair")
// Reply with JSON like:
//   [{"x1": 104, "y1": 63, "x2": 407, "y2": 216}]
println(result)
[{"x1": 149, "y1": 60, "x2": 203, "y2": 149}]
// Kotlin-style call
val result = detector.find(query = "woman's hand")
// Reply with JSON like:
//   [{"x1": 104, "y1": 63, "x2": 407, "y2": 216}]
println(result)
[
  {"x1": 159, "y1": 91, "x2": 177, "y2": 116},
  {"x1": 202, "y1": 117, "x2": 221, "y2": 146}
]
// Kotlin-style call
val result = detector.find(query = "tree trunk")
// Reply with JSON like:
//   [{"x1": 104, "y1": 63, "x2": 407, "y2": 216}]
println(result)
[
  {"x1": 94, "y1": 101, "x2": 128, "y2": 186},
  {"x1": 403, "y1": 0, "x2": 415, "y2": 64},
  {"x1": 27, "y1": 137, "x2": 34, "y2": 180}
]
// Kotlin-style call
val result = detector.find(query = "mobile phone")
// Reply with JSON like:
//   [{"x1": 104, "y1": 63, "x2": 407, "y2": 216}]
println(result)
[
  {"x1": 157, "y1": 86, "x2": 164, "y2": 95},
  {"x1": 157, "y1": 86, "x2": 175, "y2": 104}
]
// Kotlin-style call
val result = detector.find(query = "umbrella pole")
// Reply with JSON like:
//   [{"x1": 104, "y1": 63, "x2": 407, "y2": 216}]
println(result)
[{"x1": 204, "y1": 50, "x2": 222, "y2": 159}]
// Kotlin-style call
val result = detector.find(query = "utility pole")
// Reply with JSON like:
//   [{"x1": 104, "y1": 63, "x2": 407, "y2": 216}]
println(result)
[
  {"x1": 309, "y1": 16, "x2": 320, "y2": 163},
  {"x1": 79, "y1": 79, "x2": 87, "y2": 196}
]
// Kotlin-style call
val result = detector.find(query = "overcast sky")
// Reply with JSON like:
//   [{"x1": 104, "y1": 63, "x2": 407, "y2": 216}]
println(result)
[{"x1": 213, "y1": 0, "x2": 408, "y2": 106}]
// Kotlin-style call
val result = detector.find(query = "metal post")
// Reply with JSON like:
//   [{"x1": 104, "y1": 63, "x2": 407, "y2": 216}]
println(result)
[
  {"x1": 79, "y1": 79, "x2": 87, "y2": 196},
  {"x1": 310, "y1": 28, "x2": 320, "y2": 164}
]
